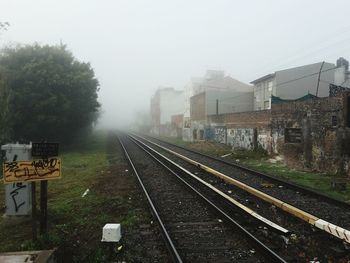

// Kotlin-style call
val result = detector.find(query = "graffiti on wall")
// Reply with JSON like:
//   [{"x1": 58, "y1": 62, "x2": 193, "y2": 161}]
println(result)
[
  {"x1": 183, "y1": 128, "x2": 191, "y2": 141},
  {"x1": 257, "y1": 134, "x2": 269, "y2": 151},
  {"x1": 214, "y1": 127, "x2": 226, "y2": 144},
  {"x1": 205, "y1": 127, "x2": 215, "y2": 141},
  {"x1": 227, "y1": 128, "x2": 254, "y2": 150}
]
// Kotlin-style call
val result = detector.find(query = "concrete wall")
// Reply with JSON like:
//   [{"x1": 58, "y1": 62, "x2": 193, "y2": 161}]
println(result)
[
  {"x1": 227, "y1": 128, "x2": 255, "y2": 149},
  {"x1": 206, "y1": 90, "x2": 253, "y2": 115},
  {"x1": 191, "y1": 120, "x2": 206, "y2": 141},
  {"x1": 214, "y1": 126, "x2": 226, "y2": 144}
]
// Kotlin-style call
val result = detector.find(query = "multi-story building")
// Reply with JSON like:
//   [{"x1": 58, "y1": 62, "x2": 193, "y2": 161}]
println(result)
[
  {"x1": 251, "y1": 61, "x2": 337, "y2": 110},
  {"x1": 184, "y1": 70, "x2": 253, "y2": 141},
  {"x1": 150, "y1": 87, "x2": 184, "y2": 136}
]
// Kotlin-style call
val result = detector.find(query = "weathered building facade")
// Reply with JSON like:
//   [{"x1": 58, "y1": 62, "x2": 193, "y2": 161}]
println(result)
[
  {"x1": 205, "y1": 87, "x2": 350, "y2": 175},
  {"x1": 271, "y1": 89, "x2": 350, "y2": 175}
]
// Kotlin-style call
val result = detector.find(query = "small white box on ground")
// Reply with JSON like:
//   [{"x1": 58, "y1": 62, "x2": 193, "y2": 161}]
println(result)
[{"x1": 102, "y1": 223, "x2": 121, "y2": 242}]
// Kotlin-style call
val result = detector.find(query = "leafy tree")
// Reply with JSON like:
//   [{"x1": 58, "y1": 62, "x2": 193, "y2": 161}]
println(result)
[{"x1": 0, "y1": 44, "x2": 100, "y2": 143}]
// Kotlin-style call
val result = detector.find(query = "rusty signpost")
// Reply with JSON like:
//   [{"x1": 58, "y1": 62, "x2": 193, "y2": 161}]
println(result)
[{"x1": 2, "y1": 142, "x2": 61, "y2": 240}]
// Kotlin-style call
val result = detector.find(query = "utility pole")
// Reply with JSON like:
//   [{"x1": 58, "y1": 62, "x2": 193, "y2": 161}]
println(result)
[
  {"x1": 216, "y1": 99, "x2": 219, "y2": 115},
  {"x1": 316, "y1": 61, "x2": 325, "y2": 97}
]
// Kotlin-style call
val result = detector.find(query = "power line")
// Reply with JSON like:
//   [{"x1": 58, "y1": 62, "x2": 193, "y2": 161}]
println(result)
[{"x1": 251, "y1": 26, "x2": 350, "y2": 77}]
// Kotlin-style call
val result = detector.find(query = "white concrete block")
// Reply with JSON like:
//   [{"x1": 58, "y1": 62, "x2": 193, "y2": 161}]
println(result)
[{"x1": 102, "y1": 223, "x2": 121, "y2": 242}]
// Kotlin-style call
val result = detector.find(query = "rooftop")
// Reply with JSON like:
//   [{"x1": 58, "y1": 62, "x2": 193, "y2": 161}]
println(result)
[{"x1": 250, "y1": 73, "x2": 275, "y2": 84}]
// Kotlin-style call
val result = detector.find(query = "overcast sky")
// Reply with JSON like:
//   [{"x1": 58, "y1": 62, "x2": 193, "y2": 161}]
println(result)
[{"x1": 1, "y1": 0, "x2": 350, "y2": 128}]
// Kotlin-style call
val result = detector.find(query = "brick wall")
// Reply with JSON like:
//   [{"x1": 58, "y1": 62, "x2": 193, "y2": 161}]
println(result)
[
  {"x1": 271, "y1": 92, "x2": 350, "y2": 175},
  {"x1": 208, "y1": 110, "x2": 271, "y2": 129}
]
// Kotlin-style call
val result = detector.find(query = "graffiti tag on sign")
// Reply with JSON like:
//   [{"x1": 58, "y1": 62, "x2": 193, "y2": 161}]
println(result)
[{"x1": 3, "y1": 158, "x2": 61, "y2": 183}]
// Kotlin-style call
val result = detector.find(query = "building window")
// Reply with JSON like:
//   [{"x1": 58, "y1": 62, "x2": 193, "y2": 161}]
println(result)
[{"x1": 285, "y1": 128, "x2": 302, "y2": 143}]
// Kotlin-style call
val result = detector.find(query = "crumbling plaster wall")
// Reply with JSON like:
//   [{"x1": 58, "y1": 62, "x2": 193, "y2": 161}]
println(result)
[{"x1": 271, "y1": 94, "x2": 350, "y2": 175}]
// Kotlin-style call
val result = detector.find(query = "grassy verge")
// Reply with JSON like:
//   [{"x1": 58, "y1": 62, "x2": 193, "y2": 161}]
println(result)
[
  {"x1": 159, "y1": 136, "x2": 350, "y2": 202},
  {"x1": 243, "y1": 159, "x2": 350, "y2": 201},
  {"x1": 0, "y1": 130, "x2": 129, "y2": 261}
]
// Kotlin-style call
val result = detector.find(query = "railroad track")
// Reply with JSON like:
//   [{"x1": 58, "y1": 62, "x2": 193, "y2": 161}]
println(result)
[
  {"x1": 129, "y1": 133, "x2": 350, "y2": 261},
  {"x1": 118, "y1": 134, "x2": 286, "y2": 262},
  {"x1": 145, "y1": 134, "x2": 350, "y2": 210},
  {"x1": 140, "y1": 135, "x2": 350, "y2": 233}
]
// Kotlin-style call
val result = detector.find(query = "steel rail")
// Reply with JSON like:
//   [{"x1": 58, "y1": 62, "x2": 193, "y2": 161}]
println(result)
[
  {"x1": 117, "y1": 136, "x2": 183, "y2": 263},
  {"x1": 127, "y1": 134, "x2": 287, "y2": 263},
  {"x1": 144, "y1": 134, "x2": 350, "y2": 209},
  {"x1": 129, "y1": 134, "x2": 289, "y2": 234},
  {"x1": 135, "y1": 134, "x2": 350, "y2": 243}
]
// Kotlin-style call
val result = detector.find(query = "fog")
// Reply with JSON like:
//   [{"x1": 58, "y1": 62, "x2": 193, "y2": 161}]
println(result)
[{"x1": 1, "y1": 0, "x2": 350, "y2": 129}]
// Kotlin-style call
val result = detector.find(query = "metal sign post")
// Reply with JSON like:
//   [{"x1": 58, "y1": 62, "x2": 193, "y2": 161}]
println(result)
[
  {"x1": 31, "y1": 182, "x2": 37, "y2": 241},
  {"x1": 40, "y1": 180, "x2": 48, "y2": 235},
  {"x1": 32, "y1": 142, "x2": 59, "y2": 236},
  {"x1": 2, "y1": 142, "x2": 60, "y2": 239}
]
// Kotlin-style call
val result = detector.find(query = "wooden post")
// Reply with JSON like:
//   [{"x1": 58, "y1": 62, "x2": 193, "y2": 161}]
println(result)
[
  {"x1": 40, "y1": 180, "x2": 48, "y2": 235},
  {"x1": 31, "y1": 182, "x2": 37, "y2": 241}
]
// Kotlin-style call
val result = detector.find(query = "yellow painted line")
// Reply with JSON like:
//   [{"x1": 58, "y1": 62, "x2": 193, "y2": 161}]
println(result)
[
  {"x1": 130, "y1": 135, "x2": 289, "y2": 234},
  {"x1": 137, "y1": 135, "x2": 350, "y2": 243}
]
